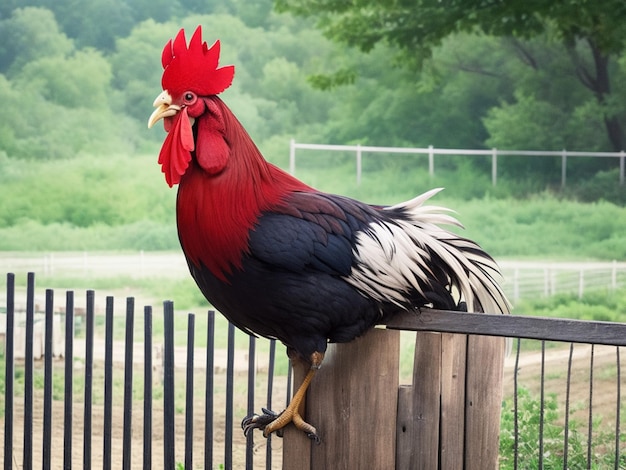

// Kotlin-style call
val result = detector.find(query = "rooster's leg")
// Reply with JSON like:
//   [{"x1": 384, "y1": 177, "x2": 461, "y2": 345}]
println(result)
[{"x1": 242, "y1": 351, "x2": 323, "y2": 443}]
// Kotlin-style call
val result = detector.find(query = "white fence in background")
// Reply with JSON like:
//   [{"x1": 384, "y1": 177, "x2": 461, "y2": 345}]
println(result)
[
  {"x1": 0, "y1": 251, "x2": 189, "y2": 280},
  {"x1": 289, "y1": 140, "x2": 626, "y2": 187},
  {"x1": 1, "y1": 253, "x2": 625, "y2": 304},
  {"x1": 499, "y1": 260, "x2": 626, "y2": 303}
]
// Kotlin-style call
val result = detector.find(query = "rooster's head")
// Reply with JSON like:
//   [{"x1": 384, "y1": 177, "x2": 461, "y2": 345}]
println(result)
[{"x1": 148, "y1": 26, "x2": 235, "y2": 186}]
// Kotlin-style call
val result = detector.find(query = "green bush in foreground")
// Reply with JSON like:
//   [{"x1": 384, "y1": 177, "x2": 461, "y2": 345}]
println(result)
[
  {"x1": 516, "y1": 288, "x2": 626, "y2": 323},
  {"x1": 499, "y1": 388, "x2": 624, "y2": 470}
]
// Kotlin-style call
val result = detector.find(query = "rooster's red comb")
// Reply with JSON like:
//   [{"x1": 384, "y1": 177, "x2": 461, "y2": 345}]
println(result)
[{"x1": 161, "y1": 26, "x2": 234, "y2": 98}]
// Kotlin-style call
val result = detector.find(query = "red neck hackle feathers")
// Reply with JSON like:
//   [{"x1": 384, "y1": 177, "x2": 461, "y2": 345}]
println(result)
[
  {"x1": 176, "y1": 97, "x2": 314, "y2": 282},
  {"x1": 161, "y1": 26, "x2": 235, "y2": 100}
]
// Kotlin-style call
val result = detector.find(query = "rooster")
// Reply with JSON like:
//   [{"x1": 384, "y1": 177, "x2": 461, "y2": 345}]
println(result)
[{"x1": 148, "y1": 26, "x2": 510, "y2": 443}]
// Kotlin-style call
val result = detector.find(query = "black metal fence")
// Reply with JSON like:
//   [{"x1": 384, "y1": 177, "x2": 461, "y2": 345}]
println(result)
[
  {"x1": 2, "y1": 272, "x2": 626, "y2": 469},
  {"x1": 1, "y1": 272, "x2": 288, "y2": 469},
  {"x1": 507, "y1": 340, "x2": 622, "y2": 470}
]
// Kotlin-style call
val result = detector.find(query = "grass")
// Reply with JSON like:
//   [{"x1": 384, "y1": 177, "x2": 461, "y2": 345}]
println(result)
[{"x1": 1, "y1": 153, "x2": 626, "y2": 259}]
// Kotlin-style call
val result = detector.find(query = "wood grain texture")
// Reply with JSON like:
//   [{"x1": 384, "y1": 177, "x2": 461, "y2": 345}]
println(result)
[
  {"x1": 439, "y1": 333, "x2": 467, "y2": 470},
  {"x1": 464, "y1": 335, "x2": 505, "y2": 470},
  {"x1": 396, "y1": 332, "x2": 442, "y2": 470},
  {"x1": 282, "y1": 358, "x2": 313, "y2": 469},
  {"x1": 395, "y1": 385, "x2": 414, "y2": 469},
  {"x1": 396, "y1": 332, "x2": 504, "y2": 470},
  {"x1": 283, "y1": 328, "x2": 400, "y2": 470}
]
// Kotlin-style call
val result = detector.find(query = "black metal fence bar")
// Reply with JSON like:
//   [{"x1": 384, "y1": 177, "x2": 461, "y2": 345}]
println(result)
[
  {"x1": 3, "y1": 273, "x2": 14, "y2": 470},
  {"x1": 63, "y1": 291, "x2": 74, "y2": 470},
  {"x1": 538, "y1": 341, "x2": 545, "y2": 470},
  {"x1": 587, "y1": 344, "x2": 595, "y2": 469},
  {"x1": 512, "y1": 338, "x2": 521, "y2": 470},
  {"x1": 563, "y1": 343, "x2": 574, "y2": 470},
  {"x1": 184, "y1": 313, "x2": 195, "y2": 470},
  {"x1": 83, "y1": 290, "x2": 94, "y2": 470},
  {"x1": 225, "y1": 322, "x2": 236, "y2": 470},
  {"x1": 615, "y1": 348, "x2": 622, "y2": 470},
  {"x1": 163, "y1": 300, "x2": 175, "y2": 469},
  {"x1": 122, "y1": 298, "x2": 135, "y2": 470},
  {"x1": 143, "y1": 306, "x2": 153, "y2": 470},
  {"x1": 42, "y1": 289, "x2": 53, "y2": 470},
  {"x1": 103, "y1": 296, "x2": 114, "y2": 470},
  {"x1": 246, "y1": 335, "x2": 256, "y2": 469},
  {"x1": 23, "y1": 273, "x2": 34, "y2": 470},
  {"x1": 266, "y1": 339, "x2": 276, "y2": 469},
  {"x1": 205, "y1": 311, "x2": 215, "y2": 470}
]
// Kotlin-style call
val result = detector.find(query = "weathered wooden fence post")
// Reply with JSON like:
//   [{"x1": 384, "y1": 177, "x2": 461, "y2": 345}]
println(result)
[
  {"x1": 283, "y1": 328, "x2": 400, "y2": 469},
  {"x1": 283, "y1": 327, "x2": 505, "y2": 470}
]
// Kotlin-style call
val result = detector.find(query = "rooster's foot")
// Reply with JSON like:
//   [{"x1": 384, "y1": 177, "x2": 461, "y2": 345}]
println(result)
[{"x1": 242, "y1": 407, "x2": 320, "y2": 443}]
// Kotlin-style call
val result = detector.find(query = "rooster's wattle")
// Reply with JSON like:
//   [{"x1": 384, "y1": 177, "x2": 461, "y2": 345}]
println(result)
[{"x1": 148, "y1": 26, "x2": 510, "y2": 442}]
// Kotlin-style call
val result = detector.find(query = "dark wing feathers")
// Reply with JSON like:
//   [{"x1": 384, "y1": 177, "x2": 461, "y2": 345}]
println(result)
[{"x1": 249, "y1": 192, "x2": 371, "y2": 276}]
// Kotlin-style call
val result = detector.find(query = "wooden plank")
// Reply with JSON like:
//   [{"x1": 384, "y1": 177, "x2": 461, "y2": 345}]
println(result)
[
  {"x1": 384, "y1": 309, "x2": 626, "y2": 346},
  {"x1": 282, "y1": 328, "x2": 400, "y2": 469},
  {"x1": 311, "y1": 328, "x2": 400, "y2": 469},
  {"x1": 395, "y1": 385, "x2": 414, "y2": 468},
  {"x1": 396, "y1": 331, "x2": 442, "y2": 470},
  {"x1": 282, "y1": 359, "x2": 312, "y2": 469},
  {"x1": 439, "y1": 333, "x2": 467, "y2": 470},
  {"x1": 464, "y1": 335, "x2": 505, "y2": 470}
]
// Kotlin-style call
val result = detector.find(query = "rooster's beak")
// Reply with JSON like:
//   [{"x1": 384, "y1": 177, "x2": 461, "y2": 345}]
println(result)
[{"x1": 148, "y1": 91, "x2": 180, "y2": 128}]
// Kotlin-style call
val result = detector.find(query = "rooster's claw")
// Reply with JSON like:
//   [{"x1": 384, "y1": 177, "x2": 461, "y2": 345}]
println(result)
[
  {"x1": 242, "y1": 407, "x2": 320, "y2": 443},
  {"x1": 242, "y1": 408, "x2": 280, "y2": 437}
]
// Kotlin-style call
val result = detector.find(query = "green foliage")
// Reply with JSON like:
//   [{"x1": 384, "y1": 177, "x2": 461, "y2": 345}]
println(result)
[
  {"x1": 484, "y1": 92, "x2": 569, "y2": 151},
  {"x1": 279, "y1": 0, "x2": 626, "y2": 154},
  {"x1": 18, "y1": 49, "x2": 113, "y2": 109},
  {"x1": 0, "y1": 155, "x2": 174, "y2": 227},
  {"x1": 277, "y1": 0, "x2": 626, "y2": 62},
  {"x1": 499, "y1": 388, "x2": 622, "y2": 469},
  {"x1": 0, "y1": 7, "x2": 73, "y2": 74},
  {"x1": 565, "y1": 169, "x2": 626, "y2": 205},
  {"x1": 515, "y1": 288, "x2": 626, "y2": 323}
]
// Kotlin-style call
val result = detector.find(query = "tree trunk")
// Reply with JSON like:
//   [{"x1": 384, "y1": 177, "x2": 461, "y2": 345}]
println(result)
[{"x1": 574, "y1": 38, "x2": 624, "y2": 151}]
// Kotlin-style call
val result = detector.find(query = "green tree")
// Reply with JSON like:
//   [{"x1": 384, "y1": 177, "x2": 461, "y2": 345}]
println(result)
[
  {"x1": 17, "y1": 49, "x2": 113, "y2": 109},
  {"x1": 48, "y1": 0, "x2": 135, "y2": 51},
  {"x1": 0, "y1": 7, "x2": 73, "y2": 74},
  {"x1": 277, "y1": 0, "x2": 626, "y2": 152},
  {"x1": 110, "y1": 19, "x2": 172, "y2": 123}
]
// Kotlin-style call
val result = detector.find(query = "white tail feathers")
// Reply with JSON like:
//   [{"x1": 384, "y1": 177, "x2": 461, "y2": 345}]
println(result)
[{"x1": 346, "y1": 188, "x2": 511, "y2": 315}]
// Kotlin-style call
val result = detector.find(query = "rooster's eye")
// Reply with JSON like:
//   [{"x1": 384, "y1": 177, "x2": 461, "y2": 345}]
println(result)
[{"x1": 183, "y1": 92, "x2": 196, "y2": 104}]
